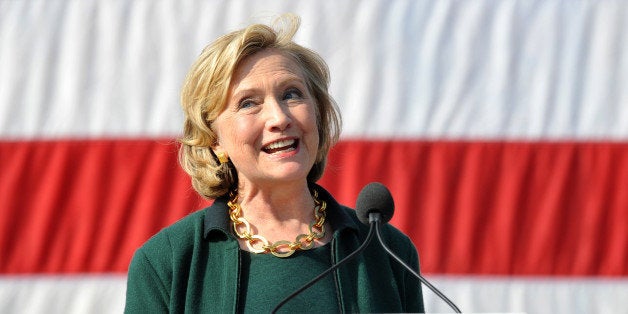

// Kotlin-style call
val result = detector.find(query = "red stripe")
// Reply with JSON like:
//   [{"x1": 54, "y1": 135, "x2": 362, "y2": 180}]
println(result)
[
  {"x1": 321, "y1": 140, "x2": 628, "y2": 276},
  {"x1": 1, "y1": 139, "x2": 626, "y2": 275},
  {"x1": 0, "y1": 139, "x2": 210, "y2": 274}
]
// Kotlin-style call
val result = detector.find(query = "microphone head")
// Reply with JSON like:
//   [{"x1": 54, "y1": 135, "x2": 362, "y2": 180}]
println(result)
[{"x1": 355, "y1": 182, "x2": 395, "y2": 225}]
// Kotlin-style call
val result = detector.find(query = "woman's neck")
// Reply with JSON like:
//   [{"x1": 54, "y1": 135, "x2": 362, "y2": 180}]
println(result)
[
  {"x1": 231, "y1": 181, "x2": 332, "y2": 248},
  {"x1": 236, "y1": 181, "x2": 314, "y2": 222}
]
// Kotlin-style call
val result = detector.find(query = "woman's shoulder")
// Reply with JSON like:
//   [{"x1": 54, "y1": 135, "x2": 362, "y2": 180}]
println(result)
[
  {"x1": 134, "y1": 209, "x2": 207, "y2": 258},
  {"x1": 336, "y1": 204, "x2": 411, "y2": 239},
  {"x1": 342, "y1": 205, "x2": 415, "y2": 250},
  {"x1": 334, "y1": 204, "x2": 414, "y2": 251}
]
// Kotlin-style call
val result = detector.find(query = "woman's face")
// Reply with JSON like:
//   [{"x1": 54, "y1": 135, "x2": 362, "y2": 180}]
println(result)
[{"x1": 211, "y1": 49, "x2": 320, "y2": 189}]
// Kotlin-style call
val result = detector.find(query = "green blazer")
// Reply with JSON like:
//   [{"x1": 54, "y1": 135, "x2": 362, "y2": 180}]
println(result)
[{"x1": 125, "y1": 186, "x2": 425, "y2": 313}]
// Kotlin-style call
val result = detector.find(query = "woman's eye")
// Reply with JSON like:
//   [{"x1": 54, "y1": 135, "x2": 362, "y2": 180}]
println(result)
[
  {"x1": 283, "y1": 88, "x2": 303, "y2": 100},
  {"x1": 238, "y1": 99, "x2": 255, "y2": 109}
]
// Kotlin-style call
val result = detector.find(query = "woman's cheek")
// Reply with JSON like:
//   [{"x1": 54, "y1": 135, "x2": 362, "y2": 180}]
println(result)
[{"x1": 233, "y1": 117, "x2": 261, "y2": 144}]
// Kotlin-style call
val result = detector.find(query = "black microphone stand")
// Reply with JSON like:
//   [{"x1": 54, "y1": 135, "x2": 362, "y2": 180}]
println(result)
[
  {"x1": 271, "y1": 223, "x2": 376, "y2": 314},
  {"x1": 371, "y1": 212, "x2": 462, "y2": 313}
]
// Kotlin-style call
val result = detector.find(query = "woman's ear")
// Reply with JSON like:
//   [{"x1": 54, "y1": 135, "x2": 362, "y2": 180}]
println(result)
[
  {"x1": 211, "y1": 133, "x2": 229, "y2": 164},
  {"x1": 214, "y1": 151, "x2": 229, "y2": 164},
  {"x1": 212, "y1": 141, "x2": 229, "y2": 164}
]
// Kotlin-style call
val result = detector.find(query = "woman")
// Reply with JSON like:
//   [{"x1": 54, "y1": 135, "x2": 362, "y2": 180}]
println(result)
[{"x1": 125, "y1": 15, "x2": 425, "y2": 313}]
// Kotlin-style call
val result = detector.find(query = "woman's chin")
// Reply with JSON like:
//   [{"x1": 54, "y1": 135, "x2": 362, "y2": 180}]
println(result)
[{"x1": 262, "y1": 163, "x2": 312, "y2": 183}]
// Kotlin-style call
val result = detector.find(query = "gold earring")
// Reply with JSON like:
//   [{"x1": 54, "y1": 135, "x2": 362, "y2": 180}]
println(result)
[{"x1": 216, "y1": 152, "x2": 229, "y2": 164}]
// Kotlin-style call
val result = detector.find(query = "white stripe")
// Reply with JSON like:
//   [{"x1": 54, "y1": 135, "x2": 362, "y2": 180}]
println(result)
[
  {"x1": 423, "y1": 275, "x2": 628, "y2": 314},
  {"x1": 0, "y1": 275, "x2": 126, "y2": 314},
  {"x1": 0, "y1": 275, "x2": 626, "y2": 314},
  {"x1": 1, "y1": 0, "x2": 627, "y2": 140}
]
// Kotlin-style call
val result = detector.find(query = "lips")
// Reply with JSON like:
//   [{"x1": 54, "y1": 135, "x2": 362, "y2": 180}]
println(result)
[{"x1": 262, "y1": 139, "x2": 298, "y2": 154}]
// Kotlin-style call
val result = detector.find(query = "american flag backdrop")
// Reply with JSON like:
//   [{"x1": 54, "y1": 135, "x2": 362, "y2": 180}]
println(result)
[{"x1": 1, "y1": 1, "x2": 627, "y2": 313}]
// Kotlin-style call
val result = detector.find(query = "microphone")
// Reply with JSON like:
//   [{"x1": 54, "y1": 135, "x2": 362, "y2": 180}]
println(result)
[
  {"x1": 356, "y1": 181, "x2": 395, "y2": 225},
  {"x1": 272, "y1": 182, "x2": 461, "y2": 313},
  {"x1": 358, "y1": 182, "x2": 462, "y2": 313},
  {"x1": 271, "y1": 184, "x2": 380, "y2": 313}
]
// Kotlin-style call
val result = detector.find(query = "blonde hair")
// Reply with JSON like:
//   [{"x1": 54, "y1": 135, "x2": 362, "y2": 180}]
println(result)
[{"x1": 179, "y1": 14, "x2": 342, "y2": 199}]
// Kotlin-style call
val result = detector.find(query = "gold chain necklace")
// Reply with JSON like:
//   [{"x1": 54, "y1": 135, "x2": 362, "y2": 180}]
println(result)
[{"x1": 227, "y1": 189, "x2": 327, "y2": 258}]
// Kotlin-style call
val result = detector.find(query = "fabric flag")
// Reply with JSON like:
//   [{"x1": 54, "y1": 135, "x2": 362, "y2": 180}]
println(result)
[{"x1": 1, "y1": 1, "x2": 626, "y2": 313}]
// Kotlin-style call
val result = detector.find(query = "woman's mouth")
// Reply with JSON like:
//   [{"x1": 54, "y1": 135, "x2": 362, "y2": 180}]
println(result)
[{"x1": 262, "y1": 139, "x2": 298, "y2": 154}]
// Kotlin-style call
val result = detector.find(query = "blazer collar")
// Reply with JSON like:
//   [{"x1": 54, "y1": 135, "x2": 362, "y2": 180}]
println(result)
[{"x1": 203, "y1": 184, "x2": 359, "y2": 239}]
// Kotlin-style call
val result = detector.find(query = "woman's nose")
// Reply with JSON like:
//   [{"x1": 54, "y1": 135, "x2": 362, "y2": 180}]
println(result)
[{"x1": 265, "y1": 99, "x2": 292, "y2": 131}]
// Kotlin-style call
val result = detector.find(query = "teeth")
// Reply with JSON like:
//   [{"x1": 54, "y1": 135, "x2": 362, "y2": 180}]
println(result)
[{"x1": 265, "y1": 139, "x2": 295, "y2": 150}]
